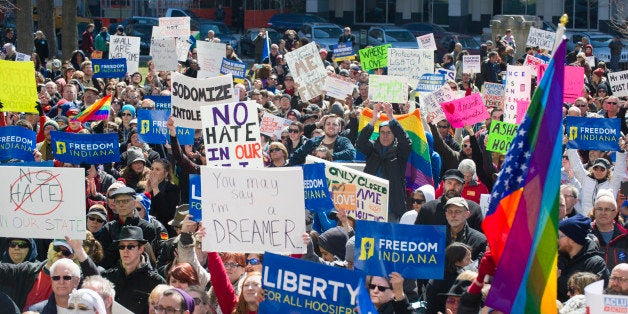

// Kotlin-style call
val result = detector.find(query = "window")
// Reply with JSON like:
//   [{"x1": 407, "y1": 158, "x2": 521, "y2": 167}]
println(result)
[
  {"x1": 355, "y1": 0, "x2": 397, "y2": 24},
  {"x1": 502, "y1": 0, "x2": 536, "y2": 15},
  {"x1": 564, "y1": 0, "x2": 598, "y2": 30}
]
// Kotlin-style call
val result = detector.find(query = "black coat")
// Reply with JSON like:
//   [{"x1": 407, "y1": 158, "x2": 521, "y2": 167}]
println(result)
[
  {"x1": 557, "y1": 238, "x2": 609, "y2": 302},
  {"x1": 98, "y1": 211, "x2": 160, "y2": 269},
  {"x1": 414, "y1": 196, "x2": 484, "y2": 233},
  {"x1": 376, "y1": 296, "x2": 414, "y2": 314},
  {"x1": 102, "y1": 261, "x2": 166, "y2": 314},
  {"x1": 447, "y1": 224, "x2": 487, "y2": 260}
]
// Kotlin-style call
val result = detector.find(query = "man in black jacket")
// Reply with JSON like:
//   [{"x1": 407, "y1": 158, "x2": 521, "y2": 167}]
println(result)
[{"x1": 444, "y1": 197, "x2": 487, "y2": 260}]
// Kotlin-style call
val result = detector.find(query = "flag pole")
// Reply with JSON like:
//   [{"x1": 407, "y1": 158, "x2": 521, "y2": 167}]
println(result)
[{"x1": 551, "y1": 14, "x2": 568, "y2": 57}]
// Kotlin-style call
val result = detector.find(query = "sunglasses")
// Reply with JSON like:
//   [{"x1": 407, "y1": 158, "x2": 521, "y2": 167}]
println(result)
[
  {"x1": 288, "y1": 129, "x2": 300, "y2": 133},
  {"x1": 269, "y1": 147, "x2": 282, "y2": 153},
  {"x1": 9, "y1": 241, "x2": 29, "y2": 249},
  {"x1": 369, "y1": 284, "x2": 390, "y2": 292},
  {"x1": 118, "y1": 244, "x2": 138, "y2": 250},
  {"x1": 87, "y1": 216, "x2": 105, "y2": 223},
  {"x1": 121, "y1": 112, "x2": 133, "y2": 117},
  {"x1": 51, "y1": 275, "x2": 74, "y2": 281},
  {"x1": 53, "y1": 246, "x2": 73, "y2": 257},
  {"x1": 606, "y1": 101, "x2": 618, "y2": 105},
  {"x1": 412, "y1": 198, "x2": 425, "y2": 204},
  {"x1": 437, "y1": 125, "x2": 449, "y2": 129},
  {"x1": 247, "y1": 258, "x2": 261, "y2": 265}
]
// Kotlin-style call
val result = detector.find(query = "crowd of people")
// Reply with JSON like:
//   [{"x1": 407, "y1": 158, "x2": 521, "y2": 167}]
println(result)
[{"x1": 0, "y1": 21, "x2": 627, "y2": 314}]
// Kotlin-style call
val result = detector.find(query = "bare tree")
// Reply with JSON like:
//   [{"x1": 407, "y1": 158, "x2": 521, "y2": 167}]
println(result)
[
  {"x1": 0, "y1": 0, "x2": 15, "y2": 13},
  {"x1": 61, "y1": 0, "x2": 77, "y2": 60},
  {"x1": 36, "y1": 0, "x2": 57, "y2": 59},
  {"x1": 609, "y1": 0, "x2": 628, "y2": 38},
  {"x1": 15, "y1": 0, "x2": 33, "y2": 54}
]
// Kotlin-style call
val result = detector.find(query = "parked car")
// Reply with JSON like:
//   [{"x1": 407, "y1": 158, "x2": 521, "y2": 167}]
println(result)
[
  {"x1": 198, "y1": 20, "x2": 238, "y2": 51},
  {"x1": 436, "y1": 34, "x2": 481, "y2": 60},
  {"x1": 239, "y1": 28, "x2": 281, "y2": 57},
  {"x1": 402, "y1": 22, "x2": 448, "y2": 37},
  {"x1": 267, "y1": 13, "x2": 327, "y2": 33},
  {"x1": 297, "y1": 23, "x2": 344, "y2": 51},
  {"x1": 367, "y1": 26, "x2": 419, "y2": 49},
  {"x1": 567, "y1": 32, "x2": 628, "y2": 65}
]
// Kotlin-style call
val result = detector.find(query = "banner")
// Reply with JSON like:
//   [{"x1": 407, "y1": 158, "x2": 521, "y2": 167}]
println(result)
[
  {"x1": 503, "y1": 65, "x2": 531, "y2": 123},
  {"x1": 323, "y1": 74, "x2": 356, "y2": 99},
  {"x1": 259, "y1": 252, "x2": 364, "y2": 314},
  {"x1": 463, "y1": 55, "x2": 481, "y2": 74},
  {"x1": 416, "y1": 33, "x2": 437, "y2": 50},
  {"x1": 0, "y1": 60, "x2": 38, "y2": 113},
  {"x1": 486, "y1": 120, "x2": 519, "y2": 154},
  {"x1": 50, "y1": 132, "x2": 120, "y2": 164},
  {"x1": 305, "y1": 156, "x2": 389, "y2": 222},
  {"x1": 481, "y1": 82, "x2": 505, "y2": 108},
  {"x1": 526, "y1": 27, "x2": 555, "y2": 51},
  {"x1": 260, "y1": 112, "x2": 292, "y2": 140},
  {"x1": 368, "y1": 74, "x2": 408, "y2": 103},
  {"x1": 189, "y1": 174, "x2": 202, "y2": 222},
  {"x1": 171, "y1": 71, "x2": 235, "y2": 129},
  {"x1": 0, "y1": 126, "x2": 36, "y2": 161},
  {"x1": 200, "y1": 167, "x2": 306, "y2": 253},
  {"x1": 201, "y1": 100, "x2": 263, "y2": 168},
  {"x1": 285, "y1": 42, "x2": 327, "y2": 102},
  {"x1": 566, "y1": 117, "x2": 621, "y2": 151},
  {"x1": 158, "y1": 17, "x2": 191, "y2": 38},
  {"x1": 301, "y1": 163, "x2": 335, "y2": 212},
  {"x1": 145, "y1": 95, "x2": 171, "y2": 111},
  {"x1": 354, "y1": 220, "x2": 446, "y2": 279},
  {"x1": 137, "y1": 109, "x2": 169, "y2": 144},
  {"x1": 585, "y1": 280, "x2": 628, "y2": 314},
  {"x1": 441, "y1": 93, "x2": 489, "y2": 128},
  {"x1": 358, "y1": 44, "x2": 391, "y2": 71},
  {"x1": 387, "y1": 48, "x2": 434, "y2": 88},
  {"x1": 197, "y1": 41, "x2": 227, "y2": 78},
  {"x1": 109, "y1": 35, "x2": 140, "y2": 74},
  {"x1": 332, "y1": 43, "x2": 354, "y2": 61},
  {"x1": 607, "y1": 69, "x2": 628, "y2": 98},
  {"x1": 416, "y1": 73, "x2": 446, "y2": 93},
  {"x1": 92, "y1": 58, "x2": 127, "y2": 78},
  {"x1": 0, "y1": 166, "x2": 86, "y2": 239},
  {"x1": 150, "y1": 37, "x2": 178, "y2": 71},
  {"x1": 220, "y1": 58, "x2": 246, "y2": 83}
]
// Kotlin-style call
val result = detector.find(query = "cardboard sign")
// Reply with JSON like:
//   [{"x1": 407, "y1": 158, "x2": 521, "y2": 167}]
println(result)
[
  {"x1": 51, "y1": 132, "x2": 120, "y2": 164},
  {"x1": 259, "y1": 112, "x2": 292, "y2": 140},
  {"x1": 197, "y1": 41, "x2": 227, "y2": 78},
  {"x1": 332, "y1": 43, "x2": 354, "y2": 61},
  {"x1": 368, "y1": 74, "x2": 408, "y2": 103},
  {"x1": 416, "y1": 73, "x2": 446, "y2": 93},
  {"x1": 201, "y1": 101, "x2": 263, "y2": 168},
  {"x1": 220, "y1": 58, "x2": 246, "y2": 83},
  {"x1": 0, "y1": 60, "x2": 38, "y2": 113},
  {"x1": 109, "y1": 35, "x2": 140, "y2": 74},
  {"x1": 170, "y1": 71, "x2": 234, "y2": 129},
  {"x1": 523, "y1": 54, "x2": 547, "y2": 74},
  {"x1": 200, "y1": 167, "x2": 306, "y2": 254},
  {"x1": 463, "y1": 55, "x2": 481, "y2": 74},
  {"x1": 15, "y1": 52, "x2": 31, "y2": 61},
  {"x1": 92, "y1": 58, "x2": 127, "y2": 78},
  {"x1": 259, "y1": 252, "x2": 365, "y2": 314},
  {"x1": 418, "y1": 84, "x2": 456, "y2": 123},
  {"x1": 354, "y1": 220, "x2": 446, "y2": 279},
  {"x1": 0, "y1": 166, "x2": 86, "y2": 239},
  {"x1": 358, "y1": 44, "x2": 391, "y2": 71},
  {"x1": 515, "y1": 100, "x2": 530, "y2": 124},
  {"x1": 0, "y1": 126, "x2": 36, "y2": 161},
  {"x1": 285, "y1": 42, "x2": 327, "y2": 101},
  {"x1": 387, "y1": 48, "x2": 434, "y2": 88},
  {"x1": 305, "y1": 156, "x2": 389, "y2": 222},
  {"x1": 158, "y1": 17, "x2": 191, "y2": 38},
  {"x1": 585, "y1": 280, "x2": 628, "y2": 314},
  {"x1": 608, "y1": 69, "x2": 628, "y2": 97},
  {"x1": 441, "y1": 93, "x2": 489, "y2": 128},
  {"x1": 526, "y1": 27, "x2": 555, "y2": 51},
  {"x1": 481, "y1": 82, "x2": 505, "y2": 108},
  {"x1": 322, "y1": 75, "x2": 356, "y2": 99},
  {"x1": 150, "y1": 37, "x2": 178, "y2": 71},
  {"x1": 566, "y1": 117, "x2": 621, "y2": 151},
  {"x1": 301, "y1": 163, "x2": 335, "y2": 212},
  {"x1": 176, "y1": 38, "x2": 192, "y2": 62},
  {"x1": 416, "y1": 33, "x2": 437, "y2": 50},
  {"x1": 486, "y1": 120, "x2": 519, "y2": 154},
  {"x1": 503, "y1": 65, "x2": 531, "y2": 123},
  {"x1": 537, "y1": 64, "x2": 584, "y2": 103},
  {"x1": 189, "y1": 174, "x2": 202, "y2": 222}
]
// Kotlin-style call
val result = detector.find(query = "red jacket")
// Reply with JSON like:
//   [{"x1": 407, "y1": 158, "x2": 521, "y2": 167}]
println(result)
[{"x1": 435, "y1": 178, "x2": 489, "y2": 204}]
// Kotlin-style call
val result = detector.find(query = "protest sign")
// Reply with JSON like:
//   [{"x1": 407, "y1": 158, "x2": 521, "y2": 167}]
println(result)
[
  {"x1": 189, "y1": 174, "x2": 202, "y2": 222},
  {"x1": 51, "y1": 132, "x2": 120, "y2": 164},
  {"x1": 608, "y1": 69, "x2": 628, "y2": 97},
  {"x1": 150, "y1": 37, "x2": 178, "y2": 71},
  {"x1": 15, "y1": 52, "x2": 31, "y2": 61},
  {"x1": 585, "y1": 280, "x2": 628, "y2": 314},
  {"x1": 537, "y1": 64, "x2": 584, "y2": 103},
  {"x1": 0, "y1": 166, "x2": 86, "y2": 239},
  {"x1": 260, "y1": 112, "x2": 292, "y2": 140},
  {"x1": 463, "y1": 55, "x2": 481, "y2": 73},
  {"x1": 503, "y1": 65, "x2": 531, "y2": 123},
  {"x1": 418, "y1": 84, "x2": 456, "y2": 123},
  {"x1": 323, "y1": 74, "x2": 356, "y2": 99},
  {"x1": 176, "y1": 38, "x2": 192, "y2": 62},
  {"x1": 441, "y1": 93, "x2": 489, "y2": 128},
  {"x1": 137, "y1": 109, "x2": 169, "y2": 144},
  {"x1": 220, "y1": 58, "x2": 246, "y2": 83},
  {"x1": 259, "y1": 252, "x2": 364, "y2": 314},
  {"x1": 387, "y1": 48, "x2": 434, "y2": 87},
  {"x1": 109, "y1": 35, "x2": 140, "y2": 74},
  {"x1": 197, "y1": 41, "x2": 227, "y2": 78},
  {"x1": 586, "y1": 56, "x2": 596, "y2": 68},
  {"x1": 368, "y1": 75, "x2": 408, "y2": 103},
  {"x1": 516, "y1": 99, "x2": 530, "y2": 124},
  {"x1": 170, "y1": 71, "x2": 234, "y2": 129},
  {"x1": 354, "y1": 220, "x2": 446, "y2": 279},
  {"x1": 0, "y1": 161, "x2": 53, "y2": 167},
  {"x1": 525, "y1": 27, "x2": 555, "y2": 51},
  {"x1": 201, "y1": 100, "x2": 263, "y2": 168},
  {"x1": 285, "y1": 42, "x2": 327, "y2": 102},
  {"x1": 0, "y1": 60, "x2": 38, "y2": 113},
  {"x1": 566, "y1": 117, "x2": 621, "y2": 151},
  {"x1": 358, "y1": 44, "x2": 391, "y2": 71},
  {"x1": 92, "y1": 58, "x2": 127, "y2": 78},
  {"x1": 158, "y1": 17, "x2": 191, "y2": 38},
  {"x1": 523, "y1": 54, "x2": 547, "y2": 73},
  {"x1": 416, "y1": 33, "x2": 437, "y2": 50},
  {"x1": 481, "y1": 82, "x2": 505, "y2": 108},
  {"x1": 332, "y1": 42, "x2": 354, "y2": 61},
  {"x1": 305, "y1": 156, "x2": 389, "y2": 222},
  {"x1": 200, "y1": 167, "x2": 306, "y2": 253},
  {"x1": 486, "y1": 120, "x2": 519, "y2": 154},
  {"x1": 301, "y1": 163, "x2": 335, "y2": 212},
  {"x1": 0, "y1": 126, "x2": 36, "y2": 161},
  {"x1": 416, "y1": 73, "x2": 446, "y2": 93},
  {"x1": 436, "y1": 68, "x2": 456, "y2": 82},
  {"x1": 145, "y1": 95, "x2": 171, "y2": 111},
  {"x1": 91, "y1": 51, "x2": 102, "y2": 59},
  {"x1": 479, "y1": 194, "x2": 491, "y2": 217}
]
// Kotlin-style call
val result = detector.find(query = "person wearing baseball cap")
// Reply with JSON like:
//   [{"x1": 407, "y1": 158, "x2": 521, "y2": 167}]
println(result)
[
  {"x1": 86, "y1": 204, "x2": 108, "y2": 236},
  {"x1": 444, "y1": 197, "x2": 486, "y2": 260},
  {"x1": 590, "y1": 189, "x2": 628, "y2": 271}
]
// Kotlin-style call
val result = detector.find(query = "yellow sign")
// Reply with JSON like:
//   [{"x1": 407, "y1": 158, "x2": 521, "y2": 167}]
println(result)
[{"x1": 0, "y1": 60, "x2": 38, "y2": 113}]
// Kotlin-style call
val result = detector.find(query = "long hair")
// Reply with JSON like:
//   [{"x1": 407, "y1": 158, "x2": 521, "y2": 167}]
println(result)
[{"x1": 232, "y1": 271, "x2": 262, "y2": 314}]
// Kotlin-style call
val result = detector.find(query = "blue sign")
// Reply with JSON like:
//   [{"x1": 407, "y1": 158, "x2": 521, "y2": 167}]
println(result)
[
  {"x1": 220, "y1": 58, "x2": 246, "y2": 81},
  {"x1": 189, "y1": 174, "x2": 202, "y2": 222},
  {"x1": 566, "y1": 117, "x2": 621, "y2": 151},
  {"x1": 259, "y1": 252, "x2": 365, "y2": 314},
  {"x1": 416, "y1": 73, "x2": 446, "y2": 92},
  {"x1": 302, "y1": 163, "x2": 334, "y2": 212},
  {"x1": 137, "y1": 109, "x2": 169, "y2": 144},
  {"x1": 0, "y1": 161, "x2": 54, "y2": 167},
  {"x1": 145, "y1": 95, "x2": 172, "y2": 111},
  {"x1": 92, "y1": 58, "x2": 127, "y2": 78},
  {"x1": 354, "y1": 220, "x2": 446, "y2": 279},
  {"x1": 0, "y1": 126, "x2": 36, "y2": 161},
  {"x1": 333, "y1": 43, "x2": 354, "y2": 60},
  {"x1": 50, "y1": 131, "x2": 120, "y2": 164}
]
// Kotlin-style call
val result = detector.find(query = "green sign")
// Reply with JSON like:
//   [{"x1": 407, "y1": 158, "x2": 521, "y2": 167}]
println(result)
[
  {"x1": 486, "y1": 120, "x2": 518, "y2": 154},
  {"x1": 358, "y1": 44, "x2": 391, "y2": 71}
]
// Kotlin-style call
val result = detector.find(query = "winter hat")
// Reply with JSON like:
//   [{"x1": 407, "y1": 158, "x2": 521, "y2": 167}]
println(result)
[
  {"x1": 120, "y1": 104, "x2": 136, "y2": 117},
  {"x1": 287, "y1": 109, "x2": 301, "y2": 120},
  {"x1": 593, "y1": 68, "x2": 605, "y2": 78},
  {"x1": 43, "y1": 118, "x2": 59, "y2": 131},
  {"x1": 559, "y1": 214, "x2": 591, "y2": 246},
  {"x1": 173, "y1": 288, "x2": 195, "y2": 313},
  {"x1": 136, "y1": 193, "x2": 152, "y2": 217},
  {"x1": 318, "y1": 227, "x2": 349, "y2": 259},
  {"x1": 595, "y1": 189, "x2": 616, "y2": 205},
  {"x1": 330, "y1": 102, "x2": 345, "y2": 116}
]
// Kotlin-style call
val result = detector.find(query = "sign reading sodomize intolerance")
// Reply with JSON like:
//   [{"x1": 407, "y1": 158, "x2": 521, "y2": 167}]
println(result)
[
  {"x1": 200, "y1": 167, "x2": 306, "y2": 254},
  {"x1": 368, "y1": 74, "x2": 408, "y2": 104},
  {"x1": 0, "y1": 60, "x2": 38, "y2": 113},
  {"x1": 51, "y1": 132, "x2": 120, "y2": 164},
  {"x1": 284, "y1": 42, "x2": 327, "y2": 102},
  {"x1": 109, "y1": 35, "x2": 140, "y2": 74},
  {"x1": 566, "y1": 117, "x2": 621, "y2": 151},
  {"x1": 359, "y1": 44, "x2": 391, "y2": 71},
  {"x1": 1, "y1": 166, "x2": 86, "y2": 239},
  {"x1": 0, "y1": 126, "x2": 36, "y2": 161},
  {"x1": 171, "y1": 72, "x2": 234, "y2": 129},
  {"x1": 486, "y1": 120, "x2": 519, "y2": 154},
  {"x1": 441, "y1": 93, "x2": 489, "y2": 128}
]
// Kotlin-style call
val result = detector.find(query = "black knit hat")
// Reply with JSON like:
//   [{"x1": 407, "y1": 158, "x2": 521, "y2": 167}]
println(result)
[{"x1": 559, "y1": 214, "x2": 591, "y2": 246}]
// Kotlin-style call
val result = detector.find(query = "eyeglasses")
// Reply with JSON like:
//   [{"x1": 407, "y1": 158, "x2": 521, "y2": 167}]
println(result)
[
  {"x1": 288, "y1": 129, "x2": 300, "y2": 133},
  {"x1": 562, "y1": 155, "x2": 568, "y2": 159},
  {"x1": 437, "y1": 125, "x2": 449, "y2": 129},
  {"x1": 269, "y1": 147, "x2": 282, "y2": 153},
  {"x1": 51, "y1": 275, "x2": 74, "y2": 281},
  {"x1": 8, "y1": 241, "x2": 29, "y2": 249},
  {"x1": 121, "y1": 112, "x2": 133, "y2": 117},
  {"x1": 118, "y1": 244, "x2": 138, "y2": 250},
  {"x1": 369, "y1": 284, "x2": 390, "y2": 292},
  {"x1": 53, "y1": 246, "x2": 73, "y2": 257},
  {"x1": 114, "y1": 198, "x2": 134, "y2": 205},
  {"x1": 87, "y1": 216, "x2": 105, "y2": 223},
  {"x1": 610, "y1": 276, "x2": 628, "y2": 283},
  {"x1": 412, "y1": 199, "x2": 425, "y2": 204},
  {"x1": 606, "y1": 101, "x2": 618, "y2": 105},
  {"x1": 247, "y1": 258, "x2": 261, "y2": 265},
  {"x1": 595, "y1": 207, "x2": 616, "y2": 213},
  {"x1": 154, "y1": 305, "x2": 183, "y2": 314},
  {"x1": 446, "y1": 210, "x2": 467, "y2": 216},
  {"x1": 224, "y1": 262, "x2": 243, "y2": 269}
]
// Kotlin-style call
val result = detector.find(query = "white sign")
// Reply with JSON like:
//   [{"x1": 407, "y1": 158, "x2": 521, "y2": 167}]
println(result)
[
  {"x1": 15, "y1": 52, "x2": 31, "y2": 61},
  {"x1": 285, "y1": 42, "x2": 327, "y2": 101},
  {"x1": 368, "y1": 74, "x2": 408, "y2": 104},
  {"x1": 171, "y1": 72, "x2": 235, "y2": 129},
  {"x1": 462, "y1": 55, "x2": 481, "y2": 74},
  {"x1": 323, "y1": 75, "x2": 356, "y2": 99},
  {"x1": 200, "y1": 166, "x2": 306, "y2": 253},
  {"x1": 523, "y1": 54, "x2": 547, "y2": 74},
  {"x1": 416, "y1": 33, "x2": 437, "y2": 50},
  {"x1": 109, "y1": 35, "x2": 140, "y2": 74},
  {"x1": 419, "y1": 84, "x2": 456, "y2": 123},
  {"x1": 526, "y1": 27, "x2": 556, "y2": 51},
  {"x1": 197, "y1": 41, "x2": 227, "y2": 78},
  {"x1": 158, "y1": 17, "x2": 191, "y2": 38},
  {"x1": 259, "y1": 112, "x2": 292, "y2": 140},
  {"x1": 201, "y1": 100, "x2": 263, "y2": 168},
  {"x1": 150, "y1": 37, "x2": 178, "y2": 71},
  {"x1": 586, "y1": 56, "x2": 596, "y2": 68},
  {"x1": 608, "y1": 69, "x2": 628, "y2": 97},
  {"x1": 503, "y1": 65, "x2": 531, "y2": 123},
  {"x1": 387, "y1": 48, "x2": 434, "y2": 88},
  {"x1": 176, "y1": 38, "x2": 192, "y2": 62},
  {"x1": 585, "y1": 280, "x2": 628, "y2": 313},
  {"x1": 0, "y1": 166, "x2": 86, "y2": 239}
]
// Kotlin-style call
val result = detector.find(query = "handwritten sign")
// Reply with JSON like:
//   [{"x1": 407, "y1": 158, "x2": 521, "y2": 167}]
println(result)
[
  {"x1": 285, "y1": 42, "x2": 327, "y2": 102},
  {"x1": 486, "y1": 120, "x2": 519, "y2": 154},
  {"x1": 323, "y1": 75, "x2": 356, "y2": 99},
  {"x1": 220, "y1": 58, "x2": 246, "y2": 83},
  {"x1": 259, "y1": 112, "x2": 292, "y2": 140},
  {"x1": 526, "y1": 27, "x2": 555, "y2": 51},
  {"x1": 92, "y1": 58, "x2": 127, "y2": 78},
  {"x1": 15, "y1": 52, "x2": 31, "y2": 61},
  {"x1": 388, "y1": 48, "x2": 434, "y2": 88},
  {"x1": 0, "y1": 60, "x2": 38, "y2": 113},
  {"x1": 150, "y1": 37, "x2": 178, "y2": 71},
  {"x1": 441, "y1": 93, "x2": 489, "y2": 128},
  {"x1": 200, "y1": 167, "x2": 306, "y2": 253},
  {"x1": 585, "y1": 280, "x2": 628, "y2": 314},
  {"x1": 332, "y1": 43, "x2": 354, "y2": 61},
  {"x1": 171, "y1": 72, "x2": 234, "y2": 129},
  {"x1": 566, "y1": 117, "x2": 621, "y2": 151},
  {"x1": 0, "y1": 166, "x2": 86, "y2": 239},
  {"x1": 0, "y1": 126, "x2": 36, "y2": 161},
  {"x1": 608, "y1": 69, "x2": 628, "y2": 97},
  {"x1": 503, "y1": 65, "x2": 531, "y2": 123},
  {"x1": 197, "y1": 41, "x2": 227, "y2": 78},
  {"x1": 523, "y1": 54, "x2": 547, "y2": 74},
  {"x1": 176, "y1": 38, "x2": 192, "y2": 62},
  {"x1": 368, "y1": 74, "x2": 408, "y2": 103},
  {"x1": 51, "y1": 132, "x2": 120, "y2": 164},
  {"x1": 358, "y1": 44, "x2": 391, "y2": 71},
  {"x1": 158, "y1": 17, "x2": 191, "y2": 38},
  {"x1": 418, "y1": 84, "x2": 456, "y2": 122},
  {"x1": 462, "y1": 55, "x2": 481, "y2": 73},
  {"x1": 109, "y1": 35, "x2": 140, "y2": 74},
  {"x1": 481, "y1": 82, "x2": 505, "y2": 108},
  {"x1": 416, "y1": 33, "x2": 437, "y2": 50}
]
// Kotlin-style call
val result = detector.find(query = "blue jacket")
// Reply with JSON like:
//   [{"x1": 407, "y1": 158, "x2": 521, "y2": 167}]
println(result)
[{"x1": 288, "y1": 135, "x2": 356, "y2": 165}]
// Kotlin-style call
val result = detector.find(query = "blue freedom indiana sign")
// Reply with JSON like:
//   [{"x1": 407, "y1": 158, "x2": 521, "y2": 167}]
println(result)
[
  {"x1": 145, "y1": 95, "x2": 171, "y2": 111},
  {"x1": 0, "y1": 126, "x2": 36, "y2": 161},
  {"x1": 301, "y1": 163, "x2": 334, "y2": 212},
  {"x1": 220, "y1": 58, "x2": 246, "y2": 82},
  {"x1": 92, "y1": 58, "x2": 127, "y2": 78},
  {"x1": 566, "y1": 117, "x2": 621, "y2": 151},
  {"x1": 354, "y1": 220, "x2": 446, "y2": 279},
  {"x1": 259, "y1": 252, "x2": 365, "y2": 314},
  {"x1": 50, "y1": 131, "x2": 120, "y2": 164},
  {"x1": 137, "y1": 109, "x2": 170, "y2": 144},
  {"x1": 188, "y1": 174, "x2": 202, "y2": 222}
]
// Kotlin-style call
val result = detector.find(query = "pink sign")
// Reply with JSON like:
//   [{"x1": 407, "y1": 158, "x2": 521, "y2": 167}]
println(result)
[
  {"x1": 516, "y1": 100, "x2": 530, "y2": 124},
  {"x1": 440, "y1": 93, "x2": 489, "y2": 128},
  {"x1": 537, "y1": 64, "x2": 584, "y2": 103}
]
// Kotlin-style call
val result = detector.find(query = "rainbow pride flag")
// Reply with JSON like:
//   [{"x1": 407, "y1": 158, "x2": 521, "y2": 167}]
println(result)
[
  {"x1": 482, "y1": 39, "x2": 566, "y2": 313},
  {"x1": 358, "y1": 108, "x2": 433, "y2": 189},
  {"x1": 74, "y1": 95, "x2": 111, "y2": 123}
]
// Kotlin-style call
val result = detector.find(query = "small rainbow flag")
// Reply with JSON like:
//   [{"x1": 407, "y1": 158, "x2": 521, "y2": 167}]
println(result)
[
  {"x1": 358, "y1": 108, "x2": 433, "y2": 189},
  {"x1": 74, "y1": 95, "x2": 111, "y2": 123}
]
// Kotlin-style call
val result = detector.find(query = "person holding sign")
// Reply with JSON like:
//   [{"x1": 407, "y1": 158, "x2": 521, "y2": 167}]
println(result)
[
  {"x1": 356, "y1": 102, "x2": 412, "y2": 222},
  {"x1": 289, "y1": 115, "x2": 355, "y2": 165},
  {"x1": 368, "y1": 273, "x2": 412, "y2": 314}
]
